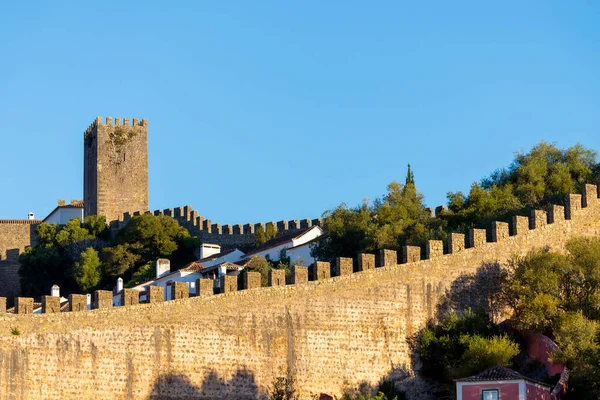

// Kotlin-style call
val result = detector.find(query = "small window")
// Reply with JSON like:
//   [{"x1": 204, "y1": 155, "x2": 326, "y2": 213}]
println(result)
[{"x1": 482, "y1": 390, "x2": 499, "y2": 400}]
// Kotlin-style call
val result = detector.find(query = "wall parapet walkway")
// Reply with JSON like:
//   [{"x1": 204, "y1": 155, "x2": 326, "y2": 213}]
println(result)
[{"x1": 1, "y1": 186, "x2": 600, "y2": 399}]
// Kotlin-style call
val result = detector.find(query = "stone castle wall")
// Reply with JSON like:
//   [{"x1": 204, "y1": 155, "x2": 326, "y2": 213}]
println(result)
[
  {"x1": 113, "y1": 205, "x2": 324, "y2": 251},
  {"x1": 0, "y1": 220, "x2": 39, "y2": 299},
  {"x1": 1, "y1": 186, "x2": 600, "y2": 399}
]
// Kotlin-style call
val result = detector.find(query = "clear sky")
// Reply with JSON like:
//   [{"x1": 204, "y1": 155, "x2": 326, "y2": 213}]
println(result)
[{"x1": 0, "y1": 1, "x2": 599, "y2": 224}]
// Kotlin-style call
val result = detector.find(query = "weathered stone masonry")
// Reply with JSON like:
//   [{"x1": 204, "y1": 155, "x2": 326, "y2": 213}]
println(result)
[
  {"x1": 0, "y1": 220, "x2": 39, "y2": 299},
  {"x1": 1, "y1": 186, "x2": 600, "y2": 399}
]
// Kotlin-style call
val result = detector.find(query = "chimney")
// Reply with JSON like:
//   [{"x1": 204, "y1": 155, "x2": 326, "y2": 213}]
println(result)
[
  {"x1": 116, "y1": 277, "x2": 123, "y2": 293},
  {"x1": 51, "y1": 285, "x2": 60, "y2": 297},
  {"x1": 28, "y1": 212, "x2": 35, "y2": 220},
  {"x1": 200, "y1": 243, "x2": 221, "y2": 260},
  {"x1": 156, "y1": 259, "x2": 171, "y2": 279}
]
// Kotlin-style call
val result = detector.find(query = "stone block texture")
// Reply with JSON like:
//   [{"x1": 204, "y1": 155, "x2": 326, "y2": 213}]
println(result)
[
  {"x1": 290, "y1": 266, "x2": 308, "y2": 284},
  {"x1": 402, "y1": 246, "x2": 420, "y2": 264},
  {"x1": 196, "y1": 279, "x2": 214, "y2": 297},
  {"x1": 221, "y1": 276, "x2": 237, "y2": 294},
  {"x1": 146, "y1": 286, "x2": 164, "y2": 304},
  {"x1": 69, "y1": 294, "x2": 87, "y2": 312},
  {"x1": 42, "y1": 296, "x2": 60, "y2": 314},
  {"x1": 121, "y1": 289, "x2": 140, "y2": 306},
  {"x1": 357, "y1": 253, "x2": 375, "y2": 271},
  {"x1": 244, "y1": 272, "x2": 262, "y2": 290},
  {"x1": 311, "y1": 262, "x2": 331, "y2": 281},
  {"x1": 269, "y1": 269, "x2": 286, "y2": 286},
  {"x1": 15, "y1": 297, "x2": 33, "y2": 314},
  {"x1": 334, "y1": 257, "x2": 353, "y2": 276},
  {"x1": 93, "y1": 290, "x2": 113, "y2": 310},
  {"x1": 171, "y1": 282, "x2": 189, "y2": 300}
]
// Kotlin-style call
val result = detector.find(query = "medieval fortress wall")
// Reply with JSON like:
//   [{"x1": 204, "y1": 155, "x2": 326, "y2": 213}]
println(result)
[
  {"x1": 0, "y1": 186, "x2": 600, "y2": 399},
  {"x1": 0, "y1": 221, "x2": 39, "y2": 299},
  {"x1": 0, "y1": 117, "x2": 320, "y2": 299}
]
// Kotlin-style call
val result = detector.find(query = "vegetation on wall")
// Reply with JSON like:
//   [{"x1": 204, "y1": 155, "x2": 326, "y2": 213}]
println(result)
[
  {"x1": 499, "y1": 237, "x2": 600, "y2": 399},
  {"x1": 418, "y1": 237, "x2": 600, "y2": 399},
  {"x1": 312, "y1": 142, "x2": 599, "y2": 262},
  {"x1": 19, "y1": 214, "x2": 199, "y2": 297}
]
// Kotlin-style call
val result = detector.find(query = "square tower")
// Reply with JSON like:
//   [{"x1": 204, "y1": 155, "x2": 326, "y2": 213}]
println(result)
[{"x1": 84, "y1": 117, "x2": 148, "y2": 222}]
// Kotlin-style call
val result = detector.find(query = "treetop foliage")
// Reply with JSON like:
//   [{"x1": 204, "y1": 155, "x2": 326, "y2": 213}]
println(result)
[
  {"x1": 312, "y1": 141, "x2": 599, "y2": 262},
  {"x1": 19, "y1": 214, "x2": 199, "y2": 297}
]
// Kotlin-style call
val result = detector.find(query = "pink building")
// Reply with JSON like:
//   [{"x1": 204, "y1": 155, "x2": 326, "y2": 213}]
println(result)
[{"x1": 455, "y1": 365, "x2": 553, "y2": 400}]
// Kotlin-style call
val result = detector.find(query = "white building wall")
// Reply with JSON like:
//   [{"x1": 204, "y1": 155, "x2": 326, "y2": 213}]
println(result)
[
  {"x1": 202, "y1": 249, "x2": 245, "y2": 267},
  {"x1": 287, "y1": 243, "x2": 315, "y2": 266},
  {"x1": 44, "y1": 208, "x2": 84, "y2": 225}
]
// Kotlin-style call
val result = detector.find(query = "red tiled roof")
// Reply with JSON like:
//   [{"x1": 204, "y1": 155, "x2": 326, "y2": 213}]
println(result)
[
  {"x1": 455, "y1": 365, "x2": 552, "y2": 388},
  {"x1": 180, "y1": 262, "x2": 205, "y2": 272}
]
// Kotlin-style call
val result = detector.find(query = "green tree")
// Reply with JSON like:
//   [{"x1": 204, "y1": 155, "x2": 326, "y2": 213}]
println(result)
[
  {"x1": 55, "y1": 218, "x2": 93, "y2": 247},
  {"x1": 83, "y1": 215, "x2": 109, "y2": 239},
  {"x1": 501, "y1": 237, "x2": 600, "y2": 399},
  {"x1": 417, "y1": 310, "x2": 513, "y2": 393},
  {"x1": 455, "y1": 335, "x2": 519, "y2": 378},
  {"x1": 312, "y1": 165, "x2": 444, "y2": 261},
  {"x1": 244, "y1": 256, "x2": 273, "y2": 286},
  {"x1": 73, "y1": 247, "x2": 101, "y2": 291},
  {"x1": 125, "y1": 262, "x2": 155, "y2": 288},
  {"x1": 115, "y1": 214, "x2": 192, "y2": 262},
  {"x1": 101, "y1": 244, "x2": 140, "y2": 277},
  {"x1": 443, "y1": 142, "x2": 598, "y2": 233}
]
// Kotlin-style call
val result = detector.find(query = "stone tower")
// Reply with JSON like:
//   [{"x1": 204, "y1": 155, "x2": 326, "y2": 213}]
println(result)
[{"x1": 84, "y1": 117, "x2": 148, "y2": 222}]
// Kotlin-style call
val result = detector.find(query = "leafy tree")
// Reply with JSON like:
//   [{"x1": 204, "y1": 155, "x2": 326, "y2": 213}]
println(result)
[
  {"x1": 73, "y1": 247, "x2": 101, "y2": 291},
  {"x1": 115, "y1": 214, "x2": 189, "y2": 260},
  {"x1": 244, "y1": 256, "x2": 272, "y2": 286},
  {"x1": 19, "y1": 244, "x2": 68, "y2": 296},
  {"x1": 101, "y1": 244, "x2": 140, "y2": 277},
  {"x1": 125, "y1": 262, "x2": 155, "y2": 288},
  {"x1": 501, "y1": 237, "x2": 600, "y2": 399},
  {"x1": 55, "y1": 218, "x2": 93, "y2": 247},
  {"x1": 455, "y1": 335, "x2": 519, "y2": 378},
  {"x1": 83, "y1": 215, "x2": 109, "y2": 239},
  {"x1": 417, "y1": 310, "x2": 514, "y2": 393},
  {"x1": 312, "y1": 165, "x2": 445, "y2": 261},
  {"x1": 443, "y1": 142, "x2": 598, "y2": 232},
  {"x1": 256, "y1": 224, "x2": 278, "y2": 246}
]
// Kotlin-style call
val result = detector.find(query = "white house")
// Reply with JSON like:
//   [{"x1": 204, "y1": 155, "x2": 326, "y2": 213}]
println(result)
[
  {"x1": 197, "y1": 244, "x2": 245, "y2": 267},
  {"x1": 113, "y1": 259, "x2": 205, "y2": 304},
  {"x1": 43, "y1": 200, "x2": 84, "y2": 225},
  {"x1": 241, "y1": 225, "x2": 324, "y2": 266},
  {"x1": 112, "y1": 245, "x2": 247, "y2": 304}
]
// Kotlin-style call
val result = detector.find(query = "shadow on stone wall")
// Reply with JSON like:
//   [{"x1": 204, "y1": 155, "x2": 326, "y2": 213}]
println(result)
[
  {"x1": 147, "y1": 368, "x2": 266, "y2": 400},
  {"x1": 436, "y1": 261, "x2": 505, "y2": 323}
]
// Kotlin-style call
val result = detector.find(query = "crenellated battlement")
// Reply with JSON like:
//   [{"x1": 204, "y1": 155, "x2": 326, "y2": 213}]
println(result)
[
  {"x1": 115, "y1": 204, "x2": 322, "y2": 249},
  {"x1": 0, "y1": 219, "x2": 41, "y2": 225},
  {"x1": 7, "y1": 184, "x2": 600, "y2": 317},
  {"x1": 2, "y1": 186, "x2": 600, "y2": 399}
]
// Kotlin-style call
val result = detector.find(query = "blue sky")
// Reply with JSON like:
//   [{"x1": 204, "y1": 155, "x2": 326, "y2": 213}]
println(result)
[{"x1": 0, "y1": 1, "x2": 599, "y2": 223}]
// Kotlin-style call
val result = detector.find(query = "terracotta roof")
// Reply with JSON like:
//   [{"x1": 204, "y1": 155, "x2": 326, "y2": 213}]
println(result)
[
  {"x1": 244, "y1": 227, "x2": 315, "y2": 257},
  {"x1": 199, "y1": 261, "x2": 244, "y2": 275},
  {"x1": 455, "y1": 365, "x2": 552, "y2": 388},
  {"x1": 180, "y1": 262, "x2": 205, "y2": 272}
]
